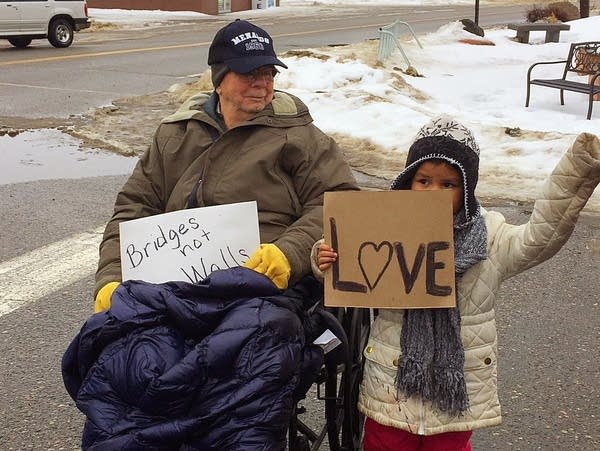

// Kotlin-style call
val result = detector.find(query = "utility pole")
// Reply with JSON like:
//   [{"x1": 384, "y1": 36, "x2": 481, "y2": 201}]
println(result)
[{"x1": 475, "y1": 0, "x2": 480, "y2": 25}]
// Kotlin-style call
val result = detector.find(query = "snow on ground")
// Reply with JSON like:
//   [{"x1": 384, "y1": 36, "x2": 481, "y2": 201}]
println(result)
[
  {"x1": 25, "y1": 7, "x2": 600, "y2": 209},
  {"x1": 272, "y1": 15, "x2": 600, "y2": 207}
]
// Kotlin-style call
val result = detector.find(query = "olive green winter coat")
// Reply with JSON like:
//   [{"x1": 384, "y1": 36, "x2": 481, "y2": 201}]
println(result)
[{"x1": 95, "y1": 90, "x2": 358, "y2": 294}]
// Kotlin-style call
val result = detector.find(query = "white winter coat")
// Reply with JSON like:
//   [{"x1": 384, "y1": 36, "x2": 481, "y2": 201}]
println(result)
[{"x1": 312, "y1": 132, "x2": 600, "y2": 435}]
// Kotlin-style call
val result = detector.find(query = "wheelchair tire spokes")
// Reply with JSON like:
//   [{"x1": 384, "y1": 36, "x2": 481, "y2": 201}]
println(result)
[
  {"x1": 325, "y1": 307, "x2": 370, "y2": 451},
  {"x1": 290, "y1": 306, "x2": 370, "y2": 451}
]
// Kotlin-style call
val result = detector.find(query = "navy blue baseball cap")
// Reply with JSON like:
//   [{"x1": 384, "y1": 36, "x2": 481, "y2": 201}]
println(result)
[{"x1": 207, "y1": 19, "x2": 288, "y2": 74}]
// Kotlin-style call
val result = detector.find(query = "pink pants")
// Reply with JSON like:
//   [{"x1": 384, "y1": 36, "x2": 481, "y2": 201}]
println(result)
[{"x1": 363, "y1": 418, "x2": 473, "y2": 451}]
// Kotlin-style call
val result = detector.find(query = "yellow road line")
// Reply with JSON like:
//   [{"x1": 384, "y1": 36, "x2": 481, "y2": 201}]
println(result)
[
  {"x1": 0, "y1": 41, "x2": 212, "y2": 66},
  {"x1": 2, "y1": 20, "x2": 392, "y2": 67},
  {"x1": 0, "y1": 11, "x2": 513, "y2": 67}
]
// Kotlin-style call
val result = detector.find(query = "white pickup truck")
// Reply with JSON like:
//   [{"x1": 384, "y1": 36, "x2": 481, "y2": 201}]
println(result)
[{"x1": 0, "y1": 0, "x2": 91, "y2": 48}]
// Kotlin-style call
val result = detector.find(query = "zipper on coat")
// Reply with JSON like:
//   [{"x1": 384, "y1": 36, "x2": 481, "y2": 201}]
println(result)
[
  {"x1": 186, "y1": 179, "x2": 202, "y2": 209},
  {"x1": 186, "y1": 124, "x2": 221, "y2": 209}
]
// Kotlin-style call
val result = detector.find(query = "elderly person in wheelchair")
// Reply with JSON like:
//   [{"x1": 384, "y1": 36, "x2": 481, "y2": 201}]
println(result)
[{"x1": 61, "y1": 19, "x2": 359, "y2": 450}]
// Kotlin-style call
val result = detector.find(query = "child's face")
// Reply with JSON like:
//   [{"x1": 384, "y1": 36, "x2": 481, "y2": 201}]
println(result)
[{"x1": 410, "y1": 161, "x2": 464, "y2": 214}]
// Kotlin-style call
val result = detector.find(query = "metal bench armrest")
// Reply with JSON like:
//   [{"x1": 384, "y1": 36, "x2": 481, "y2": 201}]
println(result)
[{"x1": 527, "y1": 60, "x2": 568, "y2": 81}]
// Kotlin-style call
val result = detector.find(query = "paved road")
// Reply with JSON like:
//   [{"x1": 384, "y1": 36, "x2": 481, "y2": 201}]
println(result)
[
  {"x1": 0, "y1": 3, "x2": 526, "y2": 119},
  {"x1": 0, "y1": 5, "x2": 598, "y2": 450},
  {"x1": 1, "y1": 177, "x2": 598, "y2": 449}
]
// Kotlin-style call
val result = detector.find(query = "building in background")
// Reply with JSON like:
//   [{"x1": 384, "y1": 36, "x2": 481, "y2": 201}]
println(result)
[{"x1": 87, "y1": 0, "x2": 279, "y2": 15}]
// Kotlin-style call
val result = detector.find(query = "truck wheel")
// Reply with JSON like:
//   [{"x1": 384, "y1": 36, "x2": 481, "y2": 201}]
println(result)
[
  {"x1": 48, "y1": 18, "x2": 74, "y2": 48},
  {"x1": 8, "y1": 37, "x2": 32, "y2": 48}
]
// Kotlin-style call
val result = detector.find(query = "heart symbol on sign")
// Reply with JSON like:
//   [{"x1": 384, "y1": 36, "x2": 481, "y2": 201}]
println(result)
[{"x1": 358, "y1": 241, "x2": 393, "y2": 291}]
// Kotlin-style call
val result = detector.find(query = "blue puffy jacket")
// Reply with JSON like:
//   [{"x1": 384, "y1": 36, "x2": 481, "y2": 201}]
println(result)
[{"x1": 62, "y1": 267, "x2": 325, "y2": 450}]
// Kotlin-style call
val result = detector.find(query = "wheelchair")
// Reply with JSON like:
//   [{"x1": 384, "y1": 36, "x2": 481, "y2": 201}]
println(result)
[{"x1": 288, "y1": 305, "x2": 371, "y2": 451}]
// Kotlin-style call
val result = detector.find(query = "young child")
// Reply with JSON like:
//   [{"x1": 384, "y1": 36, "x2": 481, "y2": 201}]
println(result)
[{"x1": 312, "y1": 116, "x2": 600, "y2": 451}]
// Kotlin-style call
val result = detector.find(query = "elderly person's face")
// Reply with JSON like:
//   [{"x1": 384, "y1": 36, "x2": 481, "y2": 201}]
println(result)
[{"x1": 217, "y1": 66, "x2": 278, "y2": 128}]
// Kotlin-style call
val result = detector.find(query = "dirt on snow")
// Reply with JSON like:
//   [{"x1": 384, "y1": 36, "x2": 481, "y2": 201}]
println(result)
[{"x1": 0, "y1": 43, "x2": 402, "y2": 190}]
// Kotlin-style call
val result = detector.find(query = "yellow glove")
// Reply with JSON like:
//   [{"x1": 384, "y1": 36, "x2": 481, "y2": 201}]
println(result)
[
  {"x1": 94, "y1": 281, "x2": 120, "y2": 313},
  {"x1": 244, "y1": 244, "x2": 291, "y2": 290}
]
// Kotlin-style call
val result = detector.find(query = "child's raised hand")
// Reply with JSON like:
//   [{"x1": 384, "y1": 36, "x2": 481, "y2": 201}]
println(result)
[{"x1": 318, "y1": 243, "x2": 338, "y2": 271}]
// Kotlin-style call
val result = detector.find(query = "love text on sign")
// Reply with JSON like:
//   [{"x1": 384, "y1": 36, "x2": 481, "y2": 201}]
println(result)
[
  {"x1": 324, "y1": 191, "x2": 455, "y2": 309},
  {"x1": 119, "y1": 201, "x2": 260, "y2": 284}
]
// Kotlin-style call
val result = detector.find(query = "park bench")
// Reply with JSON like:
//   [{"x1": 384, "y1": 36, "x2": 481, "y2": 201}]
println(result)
[
  {"x1": 525, "y1": 41, "x2": 600, "y2": 120},
  {"x1": 508, "y1": 22, "x2": 570, "y2": 44}
]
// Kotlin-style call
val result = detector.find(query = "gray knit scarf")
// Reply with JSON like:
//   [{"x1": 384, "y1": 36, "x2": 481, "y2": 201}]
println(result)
[{"x1": 396, "y1": 207, "x2": 487, "y2": 416}]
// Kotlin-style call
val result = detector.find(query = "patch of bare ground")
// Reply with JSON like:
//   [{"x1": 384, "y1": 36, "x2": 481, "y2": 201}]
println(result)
[
  {"x1": 0, "y1": 38, "x2": 427, "y2": 169},
  {"x1": 281, "y1": 49, "x2": 332, "y2": 61},
  {"x1": 320, "y1": 40, "x2": 380, "y2": 67},
  {"x1": 330, "y1": 132, "x2": 405, "y2": 183},
  {"x1": 54, "y1": 63, "x2": 407, "y2": 182},
  {"x1": 61, "y1": 71, "x2": 215, "y2": 156},
  {"x1": 0, "y1": 116, "x2": 66, "y2": 131},
  {"x1": 65, "y1": 90, "x2": 181, "y2": 156},
  {"x1": 389, "y1": 72, "x2": 429, "y2": 101},
  {"x1": 87, "y1": 21, "x2": 122, "y2": 32},
  {"x1": 4, "y1": 41, "x2": 592, "y2": 209}
]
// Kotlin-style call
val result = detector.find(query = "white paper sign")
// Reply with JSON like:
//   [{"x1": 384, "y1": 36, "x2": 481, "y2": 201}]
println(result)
[
  {"x1": 119, "y1": 201, "x2": 260, "y2": 284},
  {"x1": 313, "y1": 329, "x2": 342, "y2": 354}
]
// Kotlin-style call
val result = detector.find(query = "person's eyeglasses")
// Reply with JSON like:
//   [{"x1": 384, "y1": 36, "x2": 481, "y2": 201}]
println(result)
[{"x1": 239, "y1": 67, "x2": 279, "y2": 84}]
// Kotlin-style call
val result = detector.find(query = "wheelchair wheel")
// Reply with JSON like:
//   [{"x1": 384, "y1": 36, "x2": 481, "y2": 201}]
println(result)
[
  {"x1": 324, "y1": 307, "x2": 370, "y2": 451},
  {"x1": 291, "y1": 435, "x2": 311, "y2": 451},
  {"x1": 288, "y1": 391, "x2": 329, "y2": 451}
]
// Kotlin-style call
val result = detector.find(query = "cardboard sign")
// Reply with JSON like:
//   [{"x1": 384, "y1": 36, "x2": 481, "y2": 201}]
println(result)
[
  {"x1": 324, "y1": 191, "x2": 455, "y2": 309},
  {"x1": 119, "y1": 201, "x2": 260, "y2": 284}
]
